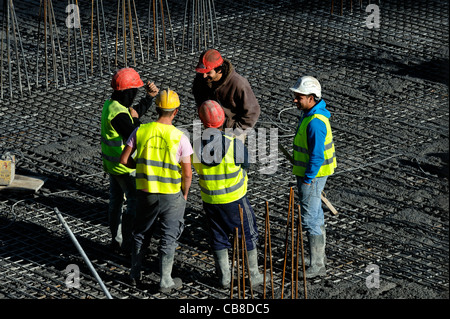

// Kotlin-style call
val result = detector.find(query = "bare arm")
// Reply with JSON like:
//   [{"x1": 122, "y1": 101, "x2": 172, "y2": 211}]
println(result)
[
  {"x1": 180, "y1": 156, "x2": 192, "y2": 200},
  {"x1": 120, "y1": 145, "x2": 136, "y2": 169}
]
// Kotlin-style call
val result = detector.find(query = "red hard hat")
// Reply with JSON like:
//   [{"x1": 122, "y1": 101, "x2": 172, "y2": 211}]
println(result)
[
  {"x1": 198, "y1": 100, "x2": 225, "y2": 128},
  {"x1": 111, "y1": 68, "x2": 144, "y2": 91},
  {"x1": 195, "y1": 49, "x2": 224, "y2": 73}
]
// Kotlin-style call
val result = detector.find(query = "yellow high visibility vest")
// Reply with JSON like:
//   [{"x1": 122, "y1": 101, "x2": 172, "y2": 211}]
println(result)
[
  {"x1": 101, "y1": 99, "x2": 135, "y2": 175},
  {"x1": 135, "y1": 122, "x2": 184, "y2": 194},
  {"x1": 193, "y1": 135, "x2": 247, "y2": 204},
  {"x1": 293, "y1": 114, "x2": 337, "y2": 177}
]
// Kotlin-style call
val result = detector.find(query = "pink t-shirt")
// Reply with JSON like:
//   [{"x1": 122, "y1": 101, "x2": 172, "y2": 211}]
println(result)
[{"x1": 126, "y1": 126, "x2": 193, "y2": 163}]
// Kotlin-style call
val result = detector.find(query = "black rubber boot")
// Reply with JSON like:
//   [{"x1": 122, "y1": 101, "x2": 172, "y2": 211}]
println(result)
[{"x1": 129, "y1": 246, "x2": 143, "y2": 286}]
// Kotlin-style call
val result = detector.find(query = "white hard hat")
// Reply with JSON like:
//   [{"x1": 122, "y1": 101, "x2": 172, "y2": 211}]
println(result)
[{"x1": 290, "y1": 76, "x2": 322, "y2": 99}]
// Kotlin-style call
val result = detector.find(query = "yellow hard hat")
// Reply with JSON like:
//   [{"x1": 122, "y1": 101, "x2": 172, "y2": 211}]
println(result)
[{"x1": 155, "y1": 89, "x2": 180, "y2": 111}]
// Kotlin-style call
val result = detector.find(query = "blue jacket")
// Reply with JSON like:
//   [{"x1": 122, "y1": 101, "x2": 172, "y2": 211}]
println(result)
[{"x1": 295, "y1": 99, "x2": 330, "y2": 184}]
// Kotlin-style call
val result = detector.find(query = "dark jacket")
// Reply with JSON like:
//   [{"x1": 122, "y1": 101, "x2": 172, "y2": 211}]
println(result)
[
  {"x1": 110, "y1": 94, "x2": 154, "y2": 143},
  {"x1": 193, "y1": 131, "x2": 250, "y2": 171},
  {"x1": 192, "y1": 60, "x2": 260, "y2": 131}
]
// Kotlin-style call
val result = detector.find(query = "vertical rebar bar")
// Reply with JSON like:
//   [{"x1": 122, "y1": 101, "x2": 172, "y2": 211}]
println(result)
[
  {"x1": 230, "y1": 227, "x2": 237, "y2": 299},
  {"x1": 159, "y1": 0, "x2": 167, "y2": 59},
  {"x1": 122, "y1": 0, "x2": 127, "y2": 67},
  {"x1": 132, "y1": 0, "x2": 144, "y2": 64},
  {"x1": 96, "y1": 0, "x2": 103, "y2": 75},
  {"x1": 281, "y1": 187, "x2": 293, "y2": 299},
  {"x1": 100, "y1": 0, "x2": 111, "y2": 72},
  {"x1": 127, "y1": 0, "x2": 136, "y2": 66},
  {"x1": 152, "y1": 0, "x2": 157, "y2": 59},
  {"x1": 263, "y1": 201, "x2": 274, "y2": 299},
  {"x1": 75, "y1": 0, "x2": 88, "y2": 81},
  {"x1": 43, "y1": 0, "x2": 48, "y2": 90},
  {"x1": 11, "y1": 0, "x2": 31, "y2": 95},
  {"x1": 90, "y1": 0, "x2": 94, "y2": 75},
  {"x1": 239, "y1": 204, "x2": 254, "y2": 299},
  {"x1": 164, "y1": 0, "x2": 176, "y2": 57},
  {"x1": 67, "y1": 0, "x2": 71, "y2": 79},
  {"x1": 10, "y1": 0, "x2": 23, "y2": 97},
  {"x1": 290, "y1": 192, "x2": 295, "y2": 299},
  {"x1": 236, "y1": 227, "x2": 240, "y2": 299},
  {"x1": 35, "y1": 0, "x2": 42, "y2": 87},
  {"x1": 181, "y1": 0, "x2": 188, "y2": 53},
  {"x1": 0, "y1": 1, "x2": 5, "y2": 99},
  {"x1": 50, "y1": 0, "x2": 66, "y2": 86}
]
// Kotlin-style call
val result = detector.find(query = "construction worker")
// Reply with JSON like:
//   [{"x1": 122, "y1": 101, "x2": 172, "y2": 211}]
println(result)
[
  {"x1": 192, "y1": 49, "x2": 260, "y2": 139},
  {"x1": 192, "y1": 100, "x2": 265, "y2": 289},
  {"x1": 290, "y1": 76, "x2": 337, "y2": 278},
  {"x1": 120, "y1": 89, "x2": 193, "y2": 292},
  {"x1": 101, "y1": 67, "x2": 159, "y2": 255}
]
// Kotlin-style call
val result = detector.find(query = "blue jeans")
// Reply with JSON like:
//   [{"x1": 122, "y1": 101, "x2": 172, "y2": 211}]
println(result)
[
  {"x1": 297, "y1": 176, "x2": 328, "y2": 236},
  {"x1": 108, "y1": 172, "x2": 137, "y2": 251}
]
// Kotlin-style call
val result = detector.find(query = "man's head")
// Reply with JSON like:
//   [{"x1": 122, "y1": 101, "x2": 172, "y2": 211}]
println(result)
[
  {"x1": 290, "y1": 76, "x2": 322, "y2": 111},
  {"x1": 198, "y1": 100, "x2": 225, "y2": 129},
  {"x1": 111, "y1": 68, "x2": 144, "y2": 91},
  {"x1": 195, "y1": 49, "x2": 224, "y2": 83},
  {"x1": 155, "y1": 89, "x2": 180, "y2": 118}
]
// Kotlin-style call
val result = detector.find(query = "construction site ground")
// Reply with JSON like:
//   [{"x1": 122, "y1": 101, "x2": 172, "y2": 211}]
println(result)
[{"x1": 0, "y1": 0, "x2": 448, "y2": 308}]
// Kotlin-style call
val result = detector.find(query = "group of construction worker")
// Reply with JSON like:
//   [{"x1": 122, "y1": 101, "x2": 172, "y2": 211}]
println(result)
[{"x1": 100, "y1": 49, "x2": 336, "y2": 293}]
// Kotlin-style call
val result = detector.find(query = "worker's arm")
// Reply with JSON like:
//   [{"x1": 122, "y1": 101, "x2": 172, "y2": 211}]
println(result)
[
  {"x1": 111, "y1": 113, "x2": 139, "y2": 143},
  {"x1": 119, "y1": 127, "x2": 138, "y2": 169},
  {"x1": 120, "y1": 145, "x2": 136, "y2": 169},
  {"x1": 303, "y1": 119, "x2": 327, "y2": 184},
  {"x1": 180, "y1": 156, "x2": 192, "y2": 200},
  {"x1": 132, "y1": 81, "x2": 159, "y2": 118}
]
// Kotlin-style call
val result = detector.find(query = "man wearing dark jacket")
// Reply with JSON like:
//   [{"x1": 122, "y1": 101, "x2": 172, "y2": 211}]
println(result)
[
  {"x1": 192, "y1": 49, "x2": 260, "y2": 136},
  {"x1": 192, "y1": 100, "x2": 266, "y2": 289},
  {"x1": 101, "y1": 68, "x2": 159, "y2": 254}
]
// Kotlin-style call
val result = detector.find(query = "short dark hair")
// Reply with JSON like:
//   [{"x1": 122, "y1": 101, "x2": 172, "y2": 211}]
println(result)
[
  {"x1": 214, "y1": 61, "x2": 229, "y2": 75},
  {"x1": 156, "y1": 107, "x2": 177, "y2": 117}
]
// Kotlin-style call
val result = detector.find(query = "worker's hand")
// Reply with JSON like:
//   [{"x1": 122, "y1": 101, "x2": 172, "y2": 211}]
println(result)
[
  {"x1": 145, "y1": 81, "x2": 159, "y2": 97},
  {"x1": 129, "y1": 107, "x2": 138, "y2": 118}
]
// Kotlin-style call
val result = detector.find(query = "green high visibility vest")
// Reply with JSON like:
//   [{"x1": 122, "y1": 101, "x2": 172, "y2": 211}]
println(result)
[
  {"x1": 135, "y1": 122, "x2": 184, "y2": 194},
  {"x1": 193, "y1": 135, "x2": 248, "y2": 204},
  {"x1": 101, "y1": 99, "x2": 135, "y2": 175},
  {"x1": 293, "y1": 114, "x2": 337, "y2": 177}
]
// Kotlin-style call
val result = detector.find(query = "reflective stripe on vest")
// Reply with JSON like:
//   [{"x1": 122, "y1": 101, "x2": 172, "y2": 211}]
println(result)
[
  {"x1": 100, "y1": 99, "x2": 135, "y2": 175},
  {"x1": 135, "y1": 122, "x2": 183, "y2": 194},
  {"x1": 193, "y1": 135, "x2": 247, "y2": 204},
  {"x1": 293, "y1": 113, "x2": 337, "y2": 177}
]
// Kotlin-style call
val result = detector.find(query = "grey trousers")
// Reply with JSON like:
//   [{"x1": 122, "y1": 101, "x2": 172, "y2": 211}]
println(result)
[{"x1": 132, "y1": 190, "x2": 186, "y2": 255}]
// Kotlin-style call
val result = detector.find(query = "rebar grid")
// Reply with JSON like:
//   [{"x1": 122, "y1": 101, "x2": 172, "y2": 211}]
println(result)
[{"x1": 0, "y1": 0, "x2": 449, "y2": 300}]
